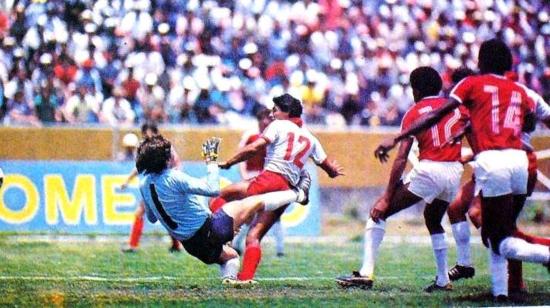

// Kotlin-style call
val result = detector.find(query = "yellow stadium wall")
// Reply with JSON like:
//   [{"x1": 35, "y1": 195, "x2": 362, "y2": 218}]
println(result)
[{"x1": 2, "y1": 127, "x2": 550, "y2": 188}]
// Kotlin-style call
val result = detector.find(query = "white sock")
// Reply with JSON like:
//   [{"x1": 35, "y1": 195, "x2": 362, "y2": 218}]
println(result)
[
  {"x1": 231, "y1": 223, "x2": 249, "y2": 253},
  {"x1": 499, "y1": 236, "x2": 550, "y2": 264},
  {"x1": 451, "y1": 221, "x2": 472, "y2": 266},
  {"x1": 273, "y1": 220, "x2": 284, "y2": 255},
  {"x1": 489, "y1": 246, "x2": 508, "y2": 297},
  {"x1": 220, "y1": 257, "x2": 240, "y2": 279},
  {"x1": 262, "y1": 190, "x2": 297, "y2": 211},
  {"x1": 430, "y1": 233, "x2": 450, "y2": 286},
  {"x1": 359, "y1": 218, "x2": 386, "y2": 278}
]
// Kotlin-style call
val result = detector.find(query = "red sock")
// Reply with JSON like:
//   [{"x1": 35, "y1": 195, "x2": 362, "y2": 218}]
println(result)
[
  {"x1": 129, "y1": 215, "x2": 144, "y2": 248},
  {"x1": 513, "y1": 229, "x2": 550, "y2": 246},
  {"x1": 237, "y1": 242, "x2": 262, "y2": 281},
  {"x1": 209, "y1": 197, "x2": 227, "y2": 213},
  {"x1": 508, "y1": 259, "x2": 525, "y2": 292}
]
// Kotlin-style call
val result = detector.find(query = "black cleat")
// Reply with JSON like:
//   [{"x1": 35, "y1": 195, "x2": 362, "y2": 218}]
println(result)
[
  {"x1": 424, "y1": 279, "x2": 452, "y2": 293},
  {"x1": 448, "y1": 264, "x2": 475, "y2": 281},
  {"x1": 293, "y1": 170, "x2": 312, "y2": 205},
  {"x1": 169, "y1": 246, "x2": 182, "y2": 253},
  {"x1": 335, "y1": 271, "x2": 373, "y2": 290},
  {"x1": 494, "y1": 294, "x2": 509, "y2": 303},
  {"x1": 121, "y1": 245, "x2": 137, "y2": 253}
]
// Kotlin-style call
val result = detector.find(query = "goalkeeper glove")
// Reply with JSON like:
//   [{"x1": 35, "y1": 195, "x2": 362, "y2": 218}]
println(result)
[{"x1": 202, "y1": 137, "x2": 222, "y2": 163}]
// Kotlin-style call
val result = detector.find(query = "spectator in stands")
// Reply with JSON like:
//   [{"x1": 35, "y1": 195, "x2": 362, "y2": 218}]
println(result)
[
  {"x1": 136, "y1": 73, "x2": 166, "y2": 123},
  {"x1": 120, "y1": 66, "x2": 141, "y2": 116},
  {"x1": 63, "y1": 84, "x2": 101, "y2": 124},
  {"x1": 34, "y1": 79, "x2": 62, "y2": 124},
  {"x1": 6, "y1": 68, "x2": 33, "y2": 105},
  {"x1": 76, "y1": 59, "x2": 102, "y2": 96},
  {"x1": 0, "y1": 0, "x2": 547, "y2": 127},
  {"x1": 4, "y1": 90, "x2": 40, "y2": 126},
  {"x1": 101, "y1": 87, "x2": 135, "y2": 126}
]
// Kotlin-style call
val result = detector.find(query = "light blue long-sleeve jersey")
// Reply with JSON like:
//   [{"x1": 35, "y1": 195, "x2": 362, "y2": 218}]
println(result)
[{"x1": 139, "y1": 164, "x2": 220, "y2": 240}]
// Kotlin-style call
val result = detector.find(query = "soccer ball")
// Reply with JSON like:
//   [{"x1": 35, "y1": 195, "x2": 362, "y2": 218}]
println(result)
[{"x1": 0, "y1": 167, "x2": 3, "y2": 189}]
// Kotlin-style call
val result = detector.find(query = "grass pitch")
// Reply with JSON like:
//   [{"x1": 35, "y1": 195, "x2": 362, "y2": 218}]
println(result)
[{"x1": 0, "y1": 236, "x2": 548, "y2": 306}]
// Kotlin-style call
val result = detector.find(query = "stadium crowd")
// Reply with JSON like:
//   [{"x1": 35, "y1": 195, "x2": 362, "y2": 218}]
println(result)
[{"x1": 0, "y1": 0, "x2": 548, "y2": 128}]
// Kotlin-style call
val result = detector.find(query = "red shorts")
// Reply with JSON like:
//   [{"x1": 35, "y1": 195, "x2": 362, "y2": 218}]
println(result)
[
  {"x1": 527, "y1": 151, "x2": 537, "y2": 196},
  {"x1": 247, "y1": 170, "x2": 290, "y2": 196}
]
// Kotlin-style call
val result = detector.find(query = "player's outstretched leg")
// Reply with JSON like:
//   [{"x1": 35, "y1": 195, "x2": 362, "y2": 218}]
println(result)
[
  {"x1": 482, "y1": 195, "x2": 550, "y2": 300},
  {"x1": 424, "y1": 200, "x2": 452, "y2": 292},
  {"x1": 222, "y1": 171, "x2": 310, "y2": 230},
  {"x1": 336, "y1": 182, "x2": 422, "y2": 289}
]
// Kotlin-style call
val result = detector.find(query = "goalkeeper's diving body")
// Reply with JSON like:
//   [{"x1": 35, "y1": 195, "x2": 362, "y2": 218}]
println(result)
[{"x1": 137, "y1": 135, "x2": 311, "y2": 282}]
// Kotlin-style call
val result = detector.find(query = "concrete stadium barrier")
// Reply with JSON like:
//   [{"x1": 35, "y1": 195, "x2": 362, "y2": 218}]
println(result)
[{"x1": 2, "y1": 126, "x2": 550, "y2": 189}]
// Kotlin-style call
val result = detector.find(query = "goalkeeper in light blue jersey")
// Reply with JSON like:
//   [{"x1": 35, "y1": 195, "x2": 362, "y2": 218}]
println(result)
[{"x1": 137, "y1": 135, "x2": 311, "y2": 283}]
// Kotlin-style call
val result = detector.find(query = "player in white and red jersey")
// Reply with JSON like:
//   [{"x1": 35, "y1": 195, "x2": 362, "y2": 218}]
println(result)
[
  {"x1": 218, "y1": 93, "x2": 344, "y2": 282},
  {"x1": 376, "y1": 39, "x2": 550, "y2": 301},
  {"x1": 210, "y1": 107, "x2": 286, "y2": 256},
  {"x1": 336, "y1": 67, "x2": 467, "y2": 292}
]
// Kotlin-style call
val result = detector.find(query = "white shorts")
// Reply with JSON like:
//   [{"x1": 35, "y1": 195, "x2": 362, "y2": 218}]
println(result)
[
  {"x1": 404, "y1": 160, "x2": 464, "y2": 204},
  {"x1": 473, "y1": 149, "x2": 528, "y2": 197}
]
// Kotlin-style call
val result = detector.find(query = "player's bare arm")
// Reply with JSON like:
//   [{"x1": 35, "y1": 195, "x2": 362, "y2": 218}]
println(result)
[
  {"x1": 442, "y1": 121, "x2": 471, "y2": 147},
  {"x1": 371, "y1": 137, "x2": 413, "y2": 223},
  {"x1": 318, "y1": 158, "x2": 345, "y2": 178},
  {"x1": 374, "y1": 98, "x2": 460, "y2": 162},
  {"x1": 120, "y1": 168, "x2": 139, "y2": 190},
  {"x1": 219, "y1": 138, "x2": 268, "y2": 169}
]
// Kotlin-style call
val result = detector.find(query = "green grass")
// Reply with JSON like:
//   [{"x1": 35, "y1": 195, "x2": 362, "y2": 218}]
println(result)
[{"x1": 0, "y1": 238, "x2": 547, "y2": 306}]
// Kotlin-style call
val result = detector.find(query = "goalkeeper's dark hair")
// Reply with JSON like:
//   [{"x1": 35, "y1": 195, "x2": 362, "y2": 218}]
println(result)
[
  {"x1": 136, "y1": 135, "x2": 172, "y2": 174},
  {"x1": 478, "y1": 38, "x2": 512, "y2": 75},
  {"x1": 141, "y1": 121, "x2": 158, "y2": 135},
  {"x1": 410, "y1": 66, "x2": 442, "y2": 97}
]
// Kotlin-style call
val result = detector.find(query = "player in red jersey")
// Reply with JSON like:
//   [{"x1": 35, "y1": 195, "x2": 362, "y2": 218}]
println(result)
[
  {"x1": 218, "y1": 93, "x2": 344, "y2": 283},
  {"x1": 375, "y1": 39, "x2": 550, "y2": 301},
  {"x1": 447, "y1": 71, "x2": 550, "y2": 295},
  {"x1": 337, "y1": 67, "x2": 467, "y2": 292}
]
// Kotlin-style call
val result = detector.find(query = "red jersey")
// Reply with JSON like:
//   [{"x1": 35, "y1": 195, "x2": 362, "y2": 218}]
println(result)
[
  {"x1": 401, "y1": 97, "x2": 466, "y2": 162},
  {"x1": 240, "y1": 131, "x2": 266, "y2": 173},
  {"x1": 450, "y1": 74, "x2": 535, "y2": 153}
]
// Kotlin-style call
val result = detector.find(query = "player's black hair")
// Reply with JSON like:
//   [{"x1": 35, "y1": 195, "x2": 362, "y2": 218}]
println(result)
[
  {"x1": 451, "y1": 67, "x2": 476, "y2": 84},
  {"x1": 141, "y1": 121, "x2": 159, "y2": 135},
  {"x1": 478, "y1": 39, "x2": 512, "y2": 75},
  {"x1": 255, "y1": 106, "x2": 271, "y2": 120},
  {"x1": 273, "y1": 93, "x2": 302, "y2": 118},
  {"x1": 136, "y1": 135, "x2": 171, "y2": 174},
  {"x1": 409, "y1": 66, "x2": 442, "y2": 98}
]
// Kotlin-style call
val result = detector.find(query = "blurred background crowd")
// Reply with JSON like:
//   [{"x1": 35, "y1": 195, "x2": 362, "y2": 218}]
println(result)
[{"x1": 0, "y1": 0, "x2": 548, "y2": 128}]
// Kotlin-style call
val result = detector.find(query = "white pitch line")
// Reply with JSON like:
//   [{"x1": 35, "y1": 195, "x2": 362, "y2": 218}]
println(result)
[{"x1": 0, "y1": 275, "x2": 547, "y2": 283}]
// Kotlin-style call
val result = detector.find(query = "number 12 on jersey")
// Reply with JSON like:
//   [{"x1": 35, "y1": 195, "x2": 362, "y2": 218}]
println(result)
[
  {"x1": 418, "y1": 106, "x2": 462, "y2": 147},
  {"x1": 283, "y1": 132, "x2": 311, "y2": 168}
]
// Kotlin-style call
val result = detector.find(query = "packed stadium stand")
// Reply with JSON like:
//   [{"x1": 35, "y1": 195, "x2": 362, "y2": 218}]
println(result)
[{"x1": 0, "y1": 0, "x2": 548, "y2": 128}]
